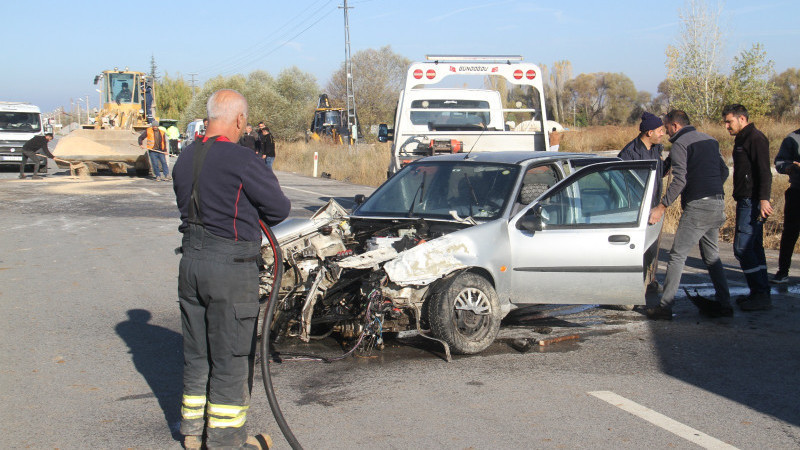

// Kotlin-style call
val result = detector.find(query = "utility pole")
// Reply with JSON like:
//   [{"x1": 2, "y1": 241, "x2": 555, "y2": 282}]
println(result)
[
  {"x1": 339, "y1": 0, "x2": 358, "y2": 146},
  {"x1": 189, "y1": 73, "x2": 198, "y2": 96}
]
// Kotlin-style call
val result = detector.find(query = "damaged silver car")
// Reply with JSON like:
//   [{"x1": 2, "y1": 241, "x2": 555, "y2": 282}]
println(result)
[{"x1": 261, "y1": 152, "x2": 662, "y2": 358}]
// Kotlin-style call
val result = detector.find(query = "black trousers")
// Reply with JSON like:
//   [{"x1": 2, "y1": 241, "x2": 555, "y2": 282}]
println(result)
[
  {"x1": 178, "y1": 224, "x2": 261, "y2": 448},
  {"x1": 778, "y1": 187, "x2": 800, "y2": 274},
  {"x1": 20, "y1": 150, "x2": 45, "y2": 174}
]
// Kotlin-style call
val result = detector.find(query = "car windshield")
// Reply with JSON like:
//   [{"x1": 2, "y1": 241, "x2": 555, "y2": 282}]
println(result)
[
  {"x1": 0, "y1": 112, "x2": 41, "y2": 132},
  {"x1": 356, "y1": 160, "x2": 520, "y2": 220}
]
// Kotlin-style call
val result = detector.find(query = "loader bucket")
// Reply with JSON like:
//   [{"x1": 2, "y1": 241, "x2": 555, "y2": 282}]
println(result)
[{"x1": 53, "y1": 129, "x2": 151, "y2": 174}]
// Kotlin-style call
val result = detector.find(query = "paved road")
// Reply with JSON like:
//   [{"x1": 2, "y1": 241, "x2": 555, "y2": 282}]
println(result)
[{"x1": 1, "y1": 166, "x2": 798, "y2": 449}]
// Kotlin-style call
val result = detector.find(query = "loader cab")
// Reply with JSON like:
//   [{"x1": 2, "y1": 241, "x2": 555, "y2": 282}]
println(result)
[{"x1": 102, "y1": 72, "x2": 141, "y2": 105}]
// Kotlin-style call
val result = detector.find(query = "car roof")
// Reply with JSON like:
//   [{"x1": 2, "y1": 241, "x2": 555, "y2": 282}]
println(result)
[{"x1": 418, "y1": 151, "x2": 600, "y2": 165}]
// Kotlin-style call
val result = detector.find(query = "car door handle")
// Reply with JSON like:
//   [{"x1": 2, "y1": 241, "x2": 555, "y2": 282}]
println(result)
[{"x1": 608, "y1": 235, "x2": 630, "y2": 244}]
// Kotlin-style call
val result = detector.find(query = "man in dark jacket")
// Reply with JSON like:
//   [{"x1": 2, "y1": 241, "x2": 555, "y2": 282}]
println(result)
[
  {"x1": 723, "y1": 104, "x2": 773, "y2": 310},
  {"x1": 19, "y1": 133, "x2": 54, "y2": 179},
  {"x1": 646, "y1": 110, "x2": 731, "y2": 320},
  {"x1": 618, "y1": 112, "x2": 671, "y2": 293},
  {"x1": 238, "y1": 125, "x2": 257, "y2": 152},
  {"x1": 172, "y1": 89, "x2": 290, "y2": 449},
  {"x1": 772, "y1": 128, "x2": 800, "y2": 284},
  {"x1": 256, "y1": 122, "x2": 276, "y2": 169}
]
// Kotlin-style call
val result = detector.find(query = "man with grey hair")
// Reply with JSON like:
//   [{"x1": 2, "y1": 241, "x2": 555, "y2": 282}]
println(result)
[{"x1": 172, "y1": 89, "x2": 290, "y2": 449}]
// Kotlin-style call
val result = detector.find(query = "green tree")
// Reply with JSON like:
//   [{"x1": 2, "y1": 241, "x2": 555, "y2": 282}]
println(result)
[
  {"x1": 770, "y1": 68, "x2": 800, "y2": 119},
  {"x1": 156, "y1": 73, "x2": 192, "y2": 120},
  {"x1": 180, "y1": 67, "x2": 318, "y2": 140},
  {"x1": 327, "y1": 46, "x2": 411, "y2": 139},
  {"x1": 724, "y1": 43, "x2": 775, "y2": 118},
  {"x1": 665, "y1": 0, "x2": 726, "y2": 121}
]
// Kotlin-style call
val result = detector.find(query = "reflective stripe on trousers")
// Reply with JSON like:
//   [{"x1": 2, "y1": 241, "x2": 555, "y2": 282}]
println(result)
[{"x1": 181, "y1": 394, "x2": 206, "y2": 420}]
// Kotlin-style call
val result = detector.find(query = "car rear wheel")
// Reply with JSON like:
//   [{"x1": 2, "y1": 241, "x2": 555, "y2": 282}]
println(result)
[{"x1": 428, "y1": 272, "x2": 501, "y2": 355}]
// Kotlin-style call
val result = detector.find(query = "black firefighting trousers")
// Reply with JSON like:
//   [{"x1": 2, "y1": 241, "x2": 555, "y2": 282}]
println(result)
[{"x1": 178, "y1": 224, "x2": 261, "y2": 448}]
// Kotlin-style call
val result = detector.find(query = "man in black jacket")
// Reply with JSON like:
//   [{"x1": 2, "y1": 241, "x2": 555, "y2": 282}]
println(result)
[
  {"x1": 723, "y1": 104, "x2": 773, "y2": 310},
  {"x1": 238, "y1": 125, "x2": 257, "y2": 152},
  {"x1": 772, "y1": 128, "x2": 800, "y2": 284},
  {"x1": 646, "y1": 110, "x2": 731, "y2": 320},
  {"x1": 19, "y1": 133, "x2": 54, "y2": 179},
  {"x1": 173, "y1": 89, "x2": 290, "y2": 449},
  {"x1": 618, "y1": 112, "x2": 671, "y2": 293}
]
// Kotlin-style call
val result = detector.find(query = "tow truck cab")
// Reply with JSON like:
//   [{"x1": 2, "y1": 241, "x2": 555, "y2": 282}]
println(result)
[
  {"x1": 379, "y1": 55, "x2": 552, "y2": 177},
  {"x1": 0, "y1": 102, "x2": 46, "y2": 171}
]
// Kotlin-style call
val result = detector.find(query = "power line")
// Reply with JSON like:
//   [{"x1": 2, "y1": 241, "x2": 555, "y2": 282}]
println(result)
[
  {"x1": 217, "y1": 6, "x2": 338, "y2": 77},
  {"x1": 196, "y1": 0, "x2": 335, "y2": 77},
  {"x1": 188, "y1": 73, "x2": 198, "y2": 96}
]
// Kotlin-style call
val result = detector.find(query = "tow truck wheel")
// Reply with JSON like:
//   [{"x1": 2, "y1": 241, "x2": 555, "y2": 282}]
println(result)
[{"x1": 428, "y1": 272, "x2": 501, "y2": 355}]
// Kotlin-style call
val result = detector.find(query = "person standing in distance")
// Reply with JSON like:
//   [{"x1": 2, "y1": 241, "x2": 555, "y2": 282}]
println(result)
[
  {"x1": 646, "y1": 110, "x2": 731, "y2": 320},
  {"x1": 19, "y1": 132, "x2": 54, "y2": 179},
  {"x1": 172, "y1": 90, "x2": 290, "y2": 449},
  {"x1": 723, "y1": 104, "x2": 773, "y2": 310},
  {"x1": 138, "y1": 121, "x2": 170, "y2": 181},
  {"x1": 257, "y1": 122, "x2": 275, "y2": 169},
  {"x1": 772, "y1": 127, "x2": 800, "y2": 284},
  {"x1": 618, "y1": 112, "x2": 671, "y2": 293}
]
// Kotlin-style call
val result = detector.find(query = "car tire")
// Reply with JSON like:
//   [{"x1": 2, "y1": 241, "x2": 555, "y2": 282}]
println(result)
[{"x1": 428, "y1": 272, "x2": 501, "y2": 355}]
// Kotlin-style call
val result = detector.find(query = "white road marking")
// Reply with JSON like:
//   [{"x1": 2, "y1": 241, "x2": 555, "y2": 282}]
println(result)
[
  {"x1": 588, "y1": 391, "x2": 738, "y2": 449},
  {"x1": 138, "y1": 188, "x2": 160, "y2": 197},
  {"x1": 283, "y1": 185, "x2": 328, "y2": 197}
]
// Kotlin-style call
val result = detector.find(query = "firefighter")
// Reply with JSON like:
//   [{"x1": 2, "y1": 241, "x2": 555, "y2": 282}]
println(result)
[{"x1": 172, "y1": 89, "x2": 290, "y2": 449}]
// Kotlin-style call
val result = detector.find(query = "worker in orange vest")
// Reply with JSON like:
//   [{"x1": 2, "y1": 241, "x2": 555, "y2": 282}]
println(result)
[{"x1": 138, "y1": 121, "x2": 170, "y2": 181}]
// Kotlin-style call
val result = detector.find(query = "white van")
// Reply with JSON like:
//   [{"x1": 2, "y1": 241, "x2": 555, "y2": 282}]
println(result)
[
  {"x1": 0, "y1": 102, "x2": 46, "y2": 171},
  {"x1": 183, "y1": 119, "x2": 205, "y2": 147}
]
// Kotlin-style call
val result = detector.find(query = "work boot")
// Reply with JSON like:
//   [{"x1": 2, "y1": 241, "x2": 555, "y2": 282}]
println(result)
[
  {"x1": 243, "y1": 433, "x2": 273, "y2": 449},
  {"x1": 183, "y1": 435, "x2": 202, "y2": 450},
  {"x1": 689, "y1": 296, "x2": 732, "y2": 318},
  {"x1": 645, "y1": 305, "x2": 673, "y2": 321},
  {"x1": 31, "y1": 175, "x2": 43, "y2": 180},
  {"x1": 646, "y1": 280, "x2": 663, "y2": 294},
  {"x1": 165, "y1": 175, "x2": 173, "y2": 181},
  {"x1": 155, "y1": 176, "x2": 163, "y2": 181},
  {"x1": 770, "y1": 272, "x2": 789, "y2": 284},
  {"x1": 739, "y1": 292, "x2": 772, "y2": 311}
]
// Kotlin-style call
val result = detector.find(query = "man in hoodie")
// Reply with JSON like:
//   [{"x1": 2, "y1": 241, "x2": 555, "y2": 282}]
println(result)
[{"x1": 723, "y1": 104, "x2": 773, "y2": 310}]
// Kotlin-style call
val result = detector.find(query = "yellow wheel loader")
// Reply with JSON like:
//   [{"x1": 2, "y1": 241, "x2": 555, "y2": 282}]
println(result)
[{"x1": 53, "y1": 68, "x2": 157, "y2": 175}]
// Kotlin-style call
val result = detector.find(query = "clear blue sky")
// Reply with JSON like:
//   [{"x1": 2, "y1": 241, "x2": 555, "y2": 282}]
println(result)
[{"x1": 2, "y1": 0, "x2": 797, "y2": 112}]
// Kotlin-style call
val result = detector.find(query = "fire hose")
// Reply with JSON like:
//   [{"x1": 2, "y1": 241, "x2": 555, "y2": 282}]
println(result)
[{"x1": 258, "y1": 220, "x2": 303, "y2": 450}]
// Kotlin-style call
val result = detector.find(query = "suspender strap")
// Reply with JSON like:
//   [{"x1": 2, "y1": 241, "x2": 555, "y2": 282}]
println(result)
[{"x1": 188, "y1": 137, "x2": 219, "y2": 226}]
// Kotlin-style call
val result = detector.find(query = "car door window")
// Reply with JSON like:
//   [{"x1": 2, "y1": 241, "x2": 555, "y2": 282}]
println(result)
[{"x1": 538, "y1": 167, "x2": 649, "y2": 227}]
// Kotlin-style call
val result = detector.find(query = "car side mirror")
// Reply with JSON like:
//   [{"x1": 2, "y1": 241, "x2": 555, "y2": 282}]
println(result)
[
  {"x1": 377, "y1": 123, "x2": 393, "y2": 142},
  {"x1": 516, "y1": 204, "x2": 544, "y2": 232},
  {"x1": 354, "y1": 194, "x2": 366, "y2": 205}
]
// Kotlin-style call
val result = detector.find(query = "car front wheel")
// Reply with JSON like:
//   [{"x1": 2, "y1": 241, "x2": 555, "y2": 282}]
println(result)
[{"x1": 428, "y1": 272, "x2": 501, "y2": 355}]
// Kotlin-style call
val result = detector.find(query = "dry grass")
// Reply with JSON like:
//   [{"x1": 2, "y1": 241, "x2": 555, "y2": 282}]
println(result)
[
  {"x1": 274, "y1": 141, "x2": 390, "y2": 187},
  {"x1": 276, "y1": 120, "x2": 797, "y2": 251}
]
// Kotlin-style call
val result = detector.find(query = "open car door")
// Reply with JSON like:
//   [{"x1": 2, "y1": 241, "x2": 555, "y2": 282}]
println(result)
[{"x1": 507, "y1": 160, "x2": 659, "y2": 305}]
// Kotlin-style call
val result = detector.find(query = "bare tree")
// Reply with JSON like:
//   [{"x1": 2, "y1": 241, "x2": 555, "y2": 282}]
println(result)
[
  {"x1": 327, "y1": 46, "x2": 410, "y2": 137},
  {"x1": 551, "y1": 60, "x2": 573, "y2": 124},
  {"x1": 665, "y1": 0, "x2": 726, "y2": 120}
]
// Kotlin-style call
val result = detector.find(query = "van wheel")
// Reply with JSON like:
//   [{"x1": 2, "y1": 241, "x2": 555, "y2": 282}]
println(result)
[{"x1": 428, "y1": 272, "x2": 501, "y2": 355}]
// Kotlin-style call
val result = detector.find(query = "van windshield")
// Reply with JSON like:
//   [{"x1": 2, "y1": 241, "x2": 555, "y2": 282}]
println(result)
[
  {"x1": 0, "y1": 112, "x2": 41, "y2": 132},
  {"x1": 409, "y1": 99, "x2": 490, "y2": 129}
]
